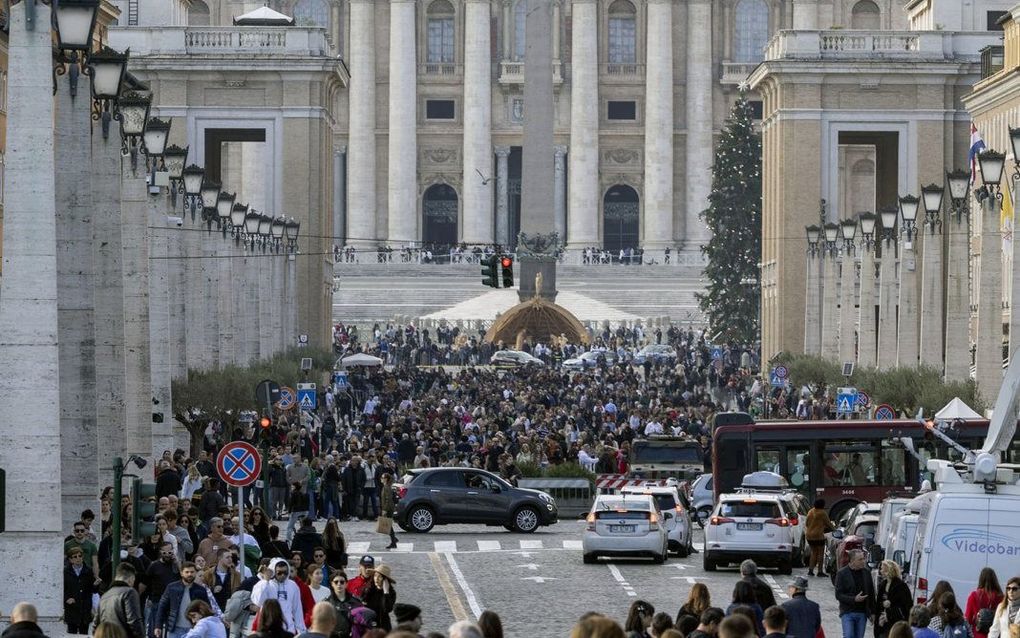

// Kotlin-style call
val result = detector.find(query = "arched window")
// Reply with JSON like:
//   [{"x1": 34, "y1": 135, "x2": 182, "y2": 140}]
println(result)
[
  {"x1": 734, "y1": 0, "x2": 769, "y2": 63},
  {"x1": 427, "y1": 0, "x2": 456, "y2": 63},
  {"x1": 850, "y1": 0, "x2": 880, "y2": 29},
  {"x1": 513, "y1": 0, "x2": 527, "y2": 61},
  {"x1": 188, "y1": 0, "x2": 210, "y2": 26},
  {"x1": 293, "y1": 0, "x2": 329, "y2": 27},
  {"x1": 607, "y1": 0, "x2": 636, "y2": 64}
]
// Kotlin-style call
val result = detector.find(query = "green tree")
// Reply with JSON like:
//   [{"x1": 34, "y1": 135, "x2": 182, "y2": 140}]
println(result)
[{"x1": 697, "y1": 94, "x2": 762, "y2": 343}]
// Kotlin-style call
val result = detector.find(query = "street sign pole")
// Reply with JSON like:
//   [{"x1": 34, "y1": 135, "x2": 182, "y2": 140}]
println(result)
[
  {"x1": 112, "y1": 456, "x2": 124, "y2": 576},
  {"x1": 237, "y1": 490, "x2": 244, "y2": 579}
]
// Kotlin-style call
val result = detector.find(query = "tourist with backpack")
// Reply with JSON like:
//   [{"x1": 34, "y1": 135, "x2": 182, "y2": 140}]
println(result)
[{"x1": 937, "y1": 593, "x2": 973, "y2": 638}]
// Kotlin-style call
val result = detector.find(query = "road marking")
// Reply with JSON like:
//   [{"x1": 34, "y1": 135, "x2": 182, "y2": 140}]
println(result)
[
  {"x1": 516, "y1": 563, "x2": 540, "y2": 570},
  {"x1": 428, "y1": 552, "x2": 469, "y2": 623},
  {"x1": 671, "y1": 576, "x2": 702, "y2": 584},
  {"x1": 663, "y1": 563, "x2": 687, "y2": 570},
  {"x1": 393, "y1": 542, "x2": 414, "y2": 552},
  {"x1": 477, "y1": 540, "x2": 501, "y2": 552},
  {"x1": 520, "y1": 576, "x2": 558, "y2": 583},
  {"x1": 764, "y1": 575, "x2": 790, "y2": 600},
  {"x1": 562, "y1": 540, "x2": 583, "y2": 550},
  {"x1": 444, "y1": 552, "x2": 483, "y2": 619},
  {"x1": 433, "y1": 541, "x2": 458, "y2": 553},
  {"x1": 606, "y1": 563, "x2": 637, "y2": 596},
  {"x1": 347, "y1": 541, "x2": 371, "y2": 555},
  {"x1": 520, "y1": 540, "x2": 544, "y2": 549}
]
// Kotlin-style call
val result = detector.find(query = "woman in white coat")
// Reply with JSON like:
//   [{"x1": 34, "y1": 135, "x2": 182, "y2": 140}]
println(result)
[
  {"x1": 183, "y1": 600, "x2": 226, "y2": 638},
  {"x1": 989, "y1": 577, "x2": 1020, "y2": 638}
]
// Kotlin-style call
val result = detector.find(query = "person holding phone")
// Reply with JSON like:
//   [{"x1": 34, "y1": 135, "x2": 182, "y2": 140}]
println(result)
[{"x1": 834, "y1": 549, "x2": 875, "y2": 638}]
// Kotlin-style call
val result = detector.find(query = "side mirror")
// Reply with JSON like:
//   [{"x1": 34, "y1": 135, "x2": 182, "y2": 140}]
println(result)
[
  {"x1": 831, "y1": 529, "x2": 845, "y2": 540},
  {"x1": 663, "y1": 511, "x2": 674, "y2": 520},
  {"x1": 892, "y1": 550, "x2": 905, "y2": 566}
]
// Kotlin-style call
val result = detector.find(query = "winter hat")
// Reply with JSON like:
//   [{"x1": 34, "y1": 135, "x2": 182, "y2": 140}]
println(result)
[{"x1": 394, "y1": 603, "x2": 421, "y2": 624}]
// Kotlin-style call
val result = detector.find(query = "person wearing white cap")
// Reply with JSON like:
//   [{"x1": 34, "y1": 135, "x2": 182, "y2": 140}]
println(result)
[{"x1": 781, "y1": 576, "x2": 821, "y2": 638}]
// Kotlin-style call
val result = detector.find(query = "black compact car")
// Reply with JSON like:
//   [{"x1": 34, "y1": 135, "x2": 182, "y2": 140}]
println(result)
[{"x1": 393, "y1": 468, "x2": 559, "y2": 533}]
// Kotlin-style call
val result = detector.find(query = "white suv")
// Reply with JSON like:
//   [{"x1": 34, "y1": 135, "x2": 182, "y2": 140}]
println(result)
[
  {"x1": 703, "y1": 491, "x2": 798, "y2": 574},
  {"x1": 620, "y1": 485, "x2": 695, "y2": 557},
  {"x1": 582, "y1": 493, "x2": 669, "y2": 564}
]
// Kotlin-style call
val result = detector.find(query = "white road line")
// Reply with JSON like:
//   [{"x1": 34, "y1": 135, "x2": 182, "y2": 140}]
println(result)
[
  {"x1": 347, "y1": 542, "x2": 371, "y2": 555},
  {"x1": 433, "y1": 541, "x2": 458, "y2": 553},
  {"x1": 607, "y1": 564, "x2": 627, "y2": 583},
  {"x1": 477, "y1": 540, "x2": 501, "y2": 552},
  {"x1": 562, "y1": 540, "x2": 583, "y2": 550},
  {"x1": 393, "y1": 542, "x2": 414, "y2": 552},
  {"x1": 764, "y1": 575, "x2": 790, "y2": 600},
  {"x1": 444, "y1": 552, "x2": 483, "y2": 619},
  {"x1": 520, "y1": 540, "x2": 544, "y2": 549}
]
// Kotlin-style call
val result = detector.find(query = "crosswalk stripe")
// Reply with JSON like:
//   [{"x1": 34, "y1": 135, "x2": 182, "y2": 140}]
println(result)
[
  {"x1": 477, "y1": 540, "x2": 501, "y2": 552},
  {"x1": 347, "y1": 541, "x2": 371, "y2": 555},
  {"x1": 433, "y1": 541, "x2": 458, "y2": 553},
  {"x1": 519, "y1": 540, "x2": 544, "y2": 549},
  {"x1": 562, "y1": 540, "x2": 583, "y2": 550},
  {"x1": 394, "y1": 542, "x2": 414, "y2": 552}
]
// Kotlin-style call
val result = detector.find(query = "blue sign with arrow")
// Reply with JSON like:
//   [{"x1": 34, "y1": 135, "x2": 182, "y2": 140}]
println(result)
[
  {"x1": 297, "y1": 388, "x2": 317, "y2": 412},
  {"x1": 836, "y1": 388, "x2": 858, "y2": 415}
]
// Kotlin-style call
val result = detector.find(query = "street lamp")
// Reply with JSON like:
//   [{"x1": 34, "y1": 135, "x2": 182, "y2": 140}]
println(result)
[
  {"x1": 1009, "y1": 126, "x2": 1020, "y2": 180},
  {"x1": 52, "y1": 0, "x2": 100, "y2": 52},
  {"x1": 87, "y1": 46, "x2": 128, "y2": 135},
  {"x1": 162, "y1": 145, "x2": 188, "y2": 206},
  {"x1": 920, "y1": 183, "x2": 944, "y2": 233},
  {"x1": 181, "y1": 165, "x2": 204, "y2": 220},
  {"x1": 806, "y1": 224, "x2": 821, "y2": 257},
  {"x1": 977, "y1": 149, "x2": 1006, "y2": 199},
  {"x1": 285, "y1": 218, "x2": 300, "y2": 252},
  {"x1": 244, "y1": 211, "x2": 262, "y2": 250},
  {"x1": 116, "y1": 91, "x2": 151, "y2": 160},
  {"x1": 257, "y1": 214, "x2": 273, "y2": 252},
  {"x1": 839, "y1": 218, "x2": 857, "y2": 255},
  {"x1": 271, "y1": 216, "x2": 286, "y2": 253},
  {"x1": 199, "y1": 180, "x2": 221, "y2": 226},
  {"x1": 822, "y1": 222, "x2": 839, "y2": 258},
  {"x1": 947, "y1": 169, "x2": 971, "y2": 221},
  {"x1": 879, "y1": 205, "x2": 898, "y2": 244},
  {"x1": 215, "y1": 192, "x2": 236, "y2": 233},
  {"x1": 898, "y1": 194, "x2": 920, "y2": 242},
  {"x1": 142, "y1": 117, "x2": 171, "y2": 170},
  {"x1": 230, "y1": 202, "x2": 248, "y2": 242},
  {"x1": 859, "y1": 211, "x2": 877, "y2": 251}
]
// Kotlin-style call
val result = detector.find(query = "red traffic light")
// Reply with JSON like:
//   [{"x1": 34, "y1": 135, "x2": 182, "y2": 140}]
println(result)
[
  {"x1": 260, "y1": 417, "x2": 271, "y2": 429},
  {"x1": 500, "y1": 256, "x2": 513, "y2": 268}
]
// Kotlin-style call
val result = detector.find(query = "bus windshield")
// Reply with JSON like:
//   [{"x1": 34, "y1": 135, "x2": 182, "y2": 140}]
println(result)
[{"x1": 631, "y1": 441, "x2": 702, "y2": 464}]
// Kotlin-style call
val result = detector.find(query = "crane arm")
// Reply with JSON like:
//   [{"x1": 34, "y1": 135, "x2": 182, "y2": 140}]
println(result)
[{"x1": 980, "y1": 351, "x2": 1020, "y2": 458}]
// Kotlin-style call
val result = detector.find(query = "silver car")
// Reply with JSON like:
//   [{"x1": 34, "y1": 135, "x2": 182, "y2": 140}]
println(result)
[
  {"x1": 562, "y1": 350, "x2": 617, "y2": 370},
  {"x1": 489, "y1": 350, "x2": 545, "y2": 367},
  {"x1": 691, "y1": 473, "x2": 715, "y2": 527},
  {"x1": 582, "y1": 494, "x2": 669, "y2": 564},
  {"x1": 620, "y1": 485, "x2": 695, "y2": 557}
]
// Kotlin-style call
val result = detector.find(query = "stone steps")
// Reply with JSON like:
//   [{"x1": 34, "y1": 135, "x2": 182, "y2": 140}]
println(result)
[{"x1": 334, "y1": 263, "x2": 705, "y2": 280}]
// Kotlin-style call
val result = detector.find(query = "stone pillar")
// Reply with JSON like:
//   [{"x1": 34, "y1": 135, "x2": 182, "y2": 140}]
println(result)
[
  {"x1": 975, "y1": 196, "x2": 1003, "y2": 402},
  {"x1": 259, "y1": 254, "x2": 274, "y2": 358},
  {"x1": 642, "y1": 0, "x2": 674, "y2": 258},
  {"x1": 462, "y1": 0, "x2": 494, "y2": 244},
  {"x1": 271, "y1": 253, "x2": 284, "y2": 354},
  {"x1": 201, "y1": 228, "x2": 220, "y2": 369},
  {"x1": 122, "y1": 160, "x2": 153, "y2": 460},
  {"x1": 150, "y1": 198, "x2": 175, "y2": 460},
  {"x1": 944, "y1": 210, "x2": 971, "y2": 382},
  {"x1": 347, "y1": 0, "x2": 377, "y2": 248},
  {"x1": 566, "y1": 0, "x2": 599, "y2": 254},
  {"x1": 168, "y1": 225, "x2": 187, "y2": 380},
  {"x1": 857, "y1": 244, "x2": 878, "y2": 367},
  {"x1": 216, "y1": 236, "x2": 236, "y2": 365},
  {"x1": 792, "y1": 0, "x2": 818, "y2": 29},
  {"x1": 243, "y1": 251, "x2": 261, "y2": 364},
  {"x1": 803, "y1": 252, "x2": 822, "y2": 355},
  {"x1": 820, "y1": 250, "x2": 839, "y2": 360},
  {"x1": 0, "y1": 5, "x2": 63, "y2": 619},
  {"x1": 837, "y1": 246, "x2": 857, "y2": 363},
  {"x1": 554, "y1": 145, "x2": 567, "y2": 244},
  {"x1": 184, "y1": 216, "x2": 206, "y2": 371},
  {"x1": 1011, "y1": 184, "x2": 1020, "y2": 358},
  {"x1": 896, "y1": 235, "x2": 920, "y2": 367},
  {"x1": 495, "y1": 146, "x2": 511, "y2": 248},
  {"x1": 288, "y1": 253, "x2": 299, "y2": 348},
  {"x1": 684, "y1": 0, "x2": 713, "y2": 253},
  {"x1": 388, "y1": 0, "x2": 417, "y2": 245},
  {"x1": 552, "y1": 1, "x2": 561, "y2": 59},
  {"x1": 920, "y1": 221, "x2": 944, "y2": 369},
  {"x1": 334, "y1": 146, "x2": 347, "y2": 246},
  {"x1": 876, "y1": 240, "x2": 898, "y2": 370},
  {"x1": 55, "y1": 72, "x2": 97, "y2": 528}
]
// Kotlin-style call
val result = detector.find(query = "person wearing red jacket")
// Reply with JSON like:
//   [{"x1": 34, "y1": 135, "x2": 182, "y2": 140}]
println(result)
[{"x1": 346, "y1": 555, "x2": 375, "y2": 599}]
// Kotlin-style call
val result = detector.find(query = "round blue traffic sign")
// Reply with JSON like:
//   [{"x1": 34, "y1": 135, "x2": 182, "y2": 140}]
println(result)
[
  {"x1": 874, "y1": 404, "x2": 895, "y2": 421},
  {"x1": 277, "y1": 386, "x2": 296, "y2": 411},
  {"x1": 774, "y1": 365, "x2": 789, "y2": 379},
  {"x1": 217, "y1": 441, "x2": 262, "y2": 487}
]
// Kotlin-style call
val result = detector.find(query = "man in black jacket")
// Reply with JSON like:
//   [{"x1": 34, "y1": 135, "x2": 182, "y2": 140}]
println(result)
[
  {"x1": 834, "y1": 549, "x2": 875, "y2": 638},
  {"x1": 739, "y1": 560, "x2": 778, "y2": 610},
  {"x1": 781, "y1": 577, "x2": 821, "y2": 638},
  {"x1": 63, "y1": 546, "x2": 96, "y2": 634},
  {"x1": 2, "y1": 603, "x2": 49, "y2": 638},
  {"x1": 152, "y1": 562, "x2": 212, "y2": 638},
  {"x1": 763, "y1": 606, "x2": 789, "y2": 638},
  {"x1": 96, "y1": 563, "x2": 145, "y2": 638},
  {"x1": 341, "y1": 457, "x2": 366, "y2": 521}
]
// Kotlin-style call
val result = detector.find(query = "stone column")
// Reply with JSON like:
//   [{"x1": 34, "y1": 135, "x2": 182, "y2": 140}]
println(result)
[
  {"x1": 876, "y1": 239, "x2": 898, "y2": 370},
  {"x1": 184, "y1": 216, "x2": 206, "y2": 371},
  {"x1": 642, "y1": 0, "x2": 674, "y2": 258},
  {"x1": 288, "y1": 253, "x2": 299, "y2": 349},
  {"x1": 1011, "y1": 184, "x2": 1020, "y2": 357},
  {"x1": 837, "y1": 246, "x2": 857, "y2": 363},
  {"x1": 552, "y1": 1, "x2": 561, "y2": 59},
  {"x1": 122, "y1": 159, "x2": 153, "y2": 460},
  {"x1": 55, "y1": 72, "x2": 97, "y2": 528},
  {"x1": 554, "y1": 145, "x2": 567, "y2": 244},
  {"x1": 566, "y1": 0, "x2": 599, "y2": 255},
  {"x1": 259, "y1": 254, "x2": 274, "y2": 358},
  {"x1": 857, "y1": 244, "x2": 878, "y2": 367},
  {"x1": 462, "y1": 0, "x2": 494, "y2": 244},
  {"x1": 944, "y1": 209, "x2": 971, "y2": 382},
  {"x1": 975, "y1": 196, "x2": 1004, "y2": 402},
  {"x1": 334, "y1": 146, "x2": 347, "y2": 246},
  {"x1": 150, "y1": 198, "x2": 175, "y2": 460},
  {"x1": 684, "y1": 0, "x2": 713, "y2": 253},
  {"x1": 200, "y1": 228, "x2": 220, "y2": 369},
  {"x1": 243, "y1": 251, "x2": 261, "y2": 364},
  {"x1": 271, "y1": 253, "x2": 284, "y2": 354},
  {"x1": 920, "y1": 221, "x2": 944, "y2": 369},
  {"x1": 0, "y1": 5, "x2": 63, "y2": 619},
  {"x1": 388, "y1": 0, "x2": 417, "y2": 245},
  {"x1": 168, "y1": 226, "x2": 187, "y2": 380},
  {"x1": 495, "y1": 146, "x2": 511, "y2": 248},
  {"x1": 216, "y1": 236, "x2": 236, "y2": 364},
  {"x1": 820, "y1": 250, "x2": 839, "y2": 360},
  {"x1": 347, "y1": 0, "x2": 377, "y2": 247},
  {"x1": 502, "y1": 1, "x2": 512, "y2": 60},
  {"x1": 896, "y1": 235, "x2": 920, "y2": 367},
  {"x1": 803, "y1": 251, "x2": 822, "y2": 355}
]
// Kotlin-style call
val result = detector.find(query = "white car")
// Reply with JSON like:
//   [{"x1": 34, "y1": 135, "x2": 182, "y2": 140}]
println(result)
[
  {"x1": 691, "y1": 473, "x2": 715, "y2": 527},
  {"x1": 621, "y1": 485, "x2": 695, "y2": 557},
  {"x1": 583, "y1": 493, "x2": 669, "y2": 564},
  {"x1": 562, "y1": 350, "x2": 617, "y2": 370},
  {"x1": 703, "y1": 491, "x2": 798, "y2": 574},
  {"x1": 489, "y1": 350, "x2": 545, "y2": 367}
]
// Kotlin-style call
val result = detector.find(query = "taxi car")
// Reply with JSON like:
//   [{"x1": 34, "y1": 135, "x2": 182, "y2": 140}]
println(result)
[
  {"x1": 703, "y1": 488, "x2": 798, "y2": 574},
  {"x1": 620, "y1": 484, "x2": 695, "y2": 557},
  {"x1": 582, "y1": 493, "x2": 669, "y2": 564}
]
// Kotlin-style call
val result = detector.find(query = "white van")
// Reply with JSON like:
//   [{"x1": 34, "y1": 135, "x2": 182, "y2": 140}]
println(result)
[
  {"x1": 888, "y1": 512, "x2": 918, "y2": 572},
  {"x1": 875, "y1": 497, "x2": 911, "y2": 553},
  {"x1": 905, "y1": 461, "x2": 1020, "y2": 604}
]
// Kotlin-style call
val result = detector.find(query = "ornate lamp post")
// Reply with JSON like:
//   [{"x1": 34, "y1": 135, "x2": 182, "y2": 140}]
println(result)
[
  {"x1": 199, "y1": 180, "x2": 221, "y2": 228},
  {"x1": 918, "y1": 184, "x2": 945, "y2": 369},
  {"x1": 181, "y1": 165, "x2": 204, "y2": 220},
  {"x1": 837, "y1": 218, "x2": 858, "y2": 362},
  {"x1": 87, "y1": 46, "x2": 128, "y2": 137},
  {"x1": 857, "y1": 212, "x2": 878, "y2": 366},
  {"x1": 803, "y1": 224, "x2": 823, "y2": 354},
  {"x1": 229, "y1": 203, "x2": 248, "y2": 243}
]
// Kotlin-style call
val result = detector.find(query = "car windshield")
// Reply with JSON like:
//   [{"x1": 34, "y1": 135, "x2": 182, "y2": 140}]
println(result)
[
  {"x1": 719, "y1": 500, "x2": 781, "y2": 518},
  {"x1": 631, "y1": 441, "x2": 702, "y2": 464}
]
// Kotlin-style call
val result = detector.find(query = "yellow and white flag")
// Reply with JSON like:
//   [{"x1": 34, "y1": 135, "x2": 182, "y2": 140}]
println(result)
[{"x1": 1003, "y1": 177, "x2": 1014, "y2": 254}]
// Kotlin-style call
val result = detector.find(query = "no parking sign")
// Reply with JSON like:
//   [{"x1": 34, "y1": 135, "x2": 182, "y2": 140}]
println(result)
[{"x1": 217, "y1": 441, "x2": 262, "y2": 488}]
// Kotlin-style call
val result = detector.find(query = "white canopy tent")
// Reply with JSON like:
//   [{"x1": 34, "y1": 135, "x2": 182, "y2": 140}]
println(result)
[
  {"x1": 338, "y1": 353, "x2": 383, "y2": 368},
  {"x1": 233, "y1": 6, "x2": 295, "y2": 25},
  {"x1": 934, "y1": 397, "x2": 983, "y2": 421}
]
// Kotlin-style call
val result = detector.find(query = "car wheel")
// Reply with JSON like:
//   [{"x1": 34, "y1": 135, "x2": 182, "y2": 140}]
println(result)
[
  {"x1": 653, "y1": 552, "x2": 666, "y2": 564},
  {"x1": 703, "y1": 554, "x2": 716, "y2": 571},
  {"x1": 408, "y1": 505, "x2": 435, "y2": 533},
  {"x1": 512, "y1": 506, "x2": 540, "y2": 533},
  {"x1": 583, "y1": 553, "x2": 597, "y2": 564},
  {"x1": 779, "y1": 560, "x2": 793, "y2": 575}
]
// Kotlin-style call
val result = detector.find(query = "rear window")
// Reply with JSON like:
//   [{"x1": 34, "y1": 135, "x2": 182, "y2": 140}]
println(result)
[
  {"x1": 855, "y1": 522, "x2": 878, "y2": 542},
  {"x1": 653, "y1": 495, "x2": 677, "y2": 511},
  {"x1": 719, "y1": 500, "x2": 781, "y2": 518},
  {"x1": 596, "y1": 510, "x2": 651, "y2": 520},
  {"x1": 597, "y1": 499, "x2": 651, "y2": 511}
]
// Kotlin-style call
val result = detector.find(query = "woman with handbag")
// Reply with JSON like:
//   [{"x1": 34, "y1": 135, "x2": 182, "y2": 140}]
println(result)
[
  {"x1": 966, "y1": 568, "x2": 1004, "y2": 638},
  {"x1": 876, "y1": 561, "x2": 913, "y2": 638},
  {"x1": 988, "y1": 577, "x2": 1020, "y2": 638},
  {"x1": 377, "y1": 473, "x2": 399, "y2": 550}
]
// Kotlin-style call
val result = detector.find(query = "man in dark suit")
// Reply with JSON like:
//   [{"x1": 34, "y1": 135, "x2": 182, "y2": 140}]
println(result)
[
  {"x1": 781, "y1": 576, "x2": 822, "y2": 638},
  {"x1": 834, "y1": 549, "x2": 875, "y2": 638},
  {"x1": 63, "y1": 546, "x2": 96, "y2": 634}
]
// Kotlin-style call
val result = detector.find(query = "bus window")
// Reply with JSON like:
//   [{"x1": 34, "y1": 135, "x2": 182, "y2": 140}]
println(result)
[
  {"x1": 879, "y1": 440, "x2": 906, "y2": 486},
  {"x1": 823, "y1": 443, "x2": 876, "y2": 486},
  {"x1": 755, "y1": 448, "x2": 782, "y2": 475},
  {"x1": 786, "y1": 447, "x2": 811, "y2": 496}
]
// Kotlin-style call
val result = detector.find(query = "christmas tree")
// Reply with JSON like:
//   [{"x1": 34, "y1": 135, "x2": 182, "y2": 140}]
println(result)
[{"x1": 697, "y1": 94, "x2": 762, "y2": 343}]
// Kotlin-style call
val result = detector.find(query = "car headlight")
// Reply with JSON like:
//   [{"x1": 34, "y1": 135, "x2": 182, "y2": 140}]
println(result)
[{"x1": 538, "y1": 492, "x2": 554, "y2": 504}]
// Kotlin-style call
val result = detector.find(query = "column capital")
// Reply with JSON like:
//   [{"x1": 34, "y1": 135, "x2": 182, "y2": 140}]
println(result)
[
  {"x1": 554, "y1": 145, "x2": 568, "y2": 159},
  {"x1": 495, "y1": 145, "x2": 512, "y2": 157},
  {"x1": 334, "y1": 145, "x2": 348, "y2": 155},
  {"x1": 571, "y1": 0, "x2": 598, "y2": 5}
]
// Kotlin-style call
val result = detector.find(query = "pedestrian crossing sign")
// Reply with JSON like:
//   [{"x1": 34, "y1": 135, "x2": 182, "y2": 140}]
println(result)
[
  {"x1": 297, "y1": 388, "x2": 317, "y2": 412},
  {"x1": 836, "y1": 388, "x2": 857, "y2": 415}
]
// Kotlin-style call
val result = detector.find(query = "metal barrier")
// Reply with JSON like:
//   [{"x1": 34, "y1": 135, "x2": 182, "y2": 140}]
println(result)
[{"x1": 518, "y1": 478, "x2": 593, "y2": 518}]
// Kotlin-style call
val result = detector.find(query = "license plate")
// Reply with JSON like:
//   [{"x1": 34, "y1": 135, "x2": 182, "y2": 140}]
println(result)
[
  {"x1": 609, "y1": 525, "x2": 636, "y2": 533},
  {"x1": 737, "y1": 523, "x2": 763, "y2": 531}
]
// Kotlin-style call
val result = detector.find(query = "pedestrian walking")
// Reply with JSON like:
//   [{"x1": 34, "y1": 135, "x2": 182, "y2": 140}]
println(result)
[
  {"x1": 286, "y1": 483, "x2": 310, "y2": 543},
  {"x1": 804, "y1": 499, "x2": 835, "y2": 577},
  {"x1": 910, "y1": 606, "x2": 940, "y2": 638},
  {"x1": 876, "y1": 561, "x2": 913, "y2": 638},
  {"x1": 781, "y1": 577, "x2": 820, "y2": 638},
  {"x1": 326, "y1": 570, "x2": 363, "y2": 638},
  {"x1": 63, "y1": 546, "x2": 97, "y2": 635},
  {"x1": 362, "y1": 564, "x2": 397, "y2": 632},
  {"x1": 739, "y1": 560, "x2": 778, "y2": 610},
  {"x1": 377, "y1": 473, "x2": 399, "y2": 550},
  {"x1": 152, "y1": 562, "x2": 214, "y2": 638},
  {"x1": 988, "y1": 577, "x2": 1020, "y2": 638},
  {"x1": 965, "y1": 568, "x2": 1004, "y2": 638},
  {"x1": 834, "y1": 549, "x2": 875, "y2": 638},
  {"x1": 687, "y1": 608, "x2": 725, "y2": 638},
  {"x1": 182, "y1": 601, "x2": 225, "y2": 638},
  {"x1": 928, "y1": 583, "x2": 957, "y2": 634},
  {"x1": 251, "y1": 559, "x2": 306, "y2": 635},
  {"x1": 96, "y1": 563, "x2": 145, "y2": 638}
]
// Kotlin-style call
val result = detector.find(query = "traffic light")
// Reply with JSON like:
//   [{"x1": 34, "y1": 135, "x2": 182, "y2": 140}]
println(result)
[
  {"x1": 130, "y1": 477, "x2": 157, "y2": 540},
  {"x1": 500, "y1": 255, "x2": 514, "y2": 288},
  {"x1": 481, "y1": 254, "x2": 499, "y2": 288}
]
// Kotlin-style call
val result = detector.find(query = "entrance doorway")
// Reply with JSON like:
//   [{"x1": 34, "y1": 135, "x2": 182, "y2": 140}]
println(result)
[
  {"x1": 603, "y1": 184, "x2": 640, "y2": 252},
  {"x1": 422, "y1": 184, "x2": 459, "y2": 246}
]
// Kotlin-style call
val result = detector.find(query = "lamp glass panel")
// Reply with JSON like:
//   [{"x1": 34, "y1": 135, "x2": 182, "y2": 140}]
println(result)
[
  {"x1": 200, "y1": 186, "x2": 220, "y2": 209},
  {"x1": 979, "y1": 153, "x2": 1005, "y2": 186},
  {"x1": 91, "y1": 61, "x2": 125, "y2": 99},
  {"x1": 183, "y1": 172, "x2": 204, "y2": 196},
  {"x1": 948, "y1": 174, "x2": 969, "y2": 200},
  {"x1": 806, "y1": 226, "x2": 820, "y2": 244},
  {"x1": 164, "y1": 154, "x2": 186, "y2": 180},
  {"x1": 217, "y1": 196, "x2": 234, "y2": 220},
  {"x1": 119, "y1": 104, "x2": 148, "y2": 136},
  {"x1": 230, "y1": 206, "x2": 247, "y2": 227},
  {"x1": 860, "y1": 215, "x2": 877, "y2": 235},
  {"x1": 289, "y1": 221, "x2": 300, "y2": 241},
  {"x1": 899, "y1": 197, "x2": 919, "y2": 223},
  {"x1": 271, "y1": 219, "x2": 286, "y2": 238},
  {"x1": 921, "y1": 187, "x2": 943, "y2": 214},
  {"x1": 880, "y1": 210, "x2": 896, "y2": 229},
  {"x1": 840, "y1": 220, "x2": 857, "y2": 240},
  {"x1": 823, "y1": 224, "x2": 838, "y2": 243},
  {"x1": 258, "y1": 216, "x2": 272, "y2": 235},
  {"x1": 55, "y1": 5, "x2": 97, "y2": 50},
  {"x1": 143, "y1": 128, "x2": 169, "y2": 156},
  {"x1": 244, "y1": 214, "x2": 261, "y2": 234}
]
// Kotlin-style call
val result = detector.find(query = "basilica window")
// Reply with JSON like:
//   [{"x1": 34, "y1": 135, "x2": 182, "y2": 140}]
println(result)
[
  {"x1": 513, "y1": 0, "x2": 527, "y2": 61},
  {"x1": 850, "y1": 0, "x2": 880, "y2": 29},
  {"x1": 293, "y1": 0, "x2": 330, "y2": 27},
  {"x1": 734, "y1": 0, "x2": 768, "y2": 63},
  {"x1": 607, "y1": 0, "x2": 637, "y2": 64},
  {"x1": 188, "y1": 0, "x2": 210, "y2": 26},
  {"x1": 427, "y1": 0, "x2": 456, "y2": 63}
]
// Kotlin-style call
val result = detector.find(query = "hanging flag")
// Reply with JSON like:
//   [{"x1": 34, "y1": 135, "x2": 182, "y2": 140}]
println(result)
[
  {"x1": 1003, "y1": 177, "x2": 1014, "y2": 255},
  {"x1": 969, "y1": 122, "x2": 987, "y2": 186}
]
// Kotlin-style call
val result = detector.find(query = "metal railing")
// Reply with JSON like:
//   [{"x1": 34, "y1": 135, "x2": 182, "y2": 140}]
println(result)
[
  {"x1": 601, "y1": 63, "x2": 644, "y2": 77},
  {"x1": 419, "y1": 62, "x2": 461, "y2": 76}
]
